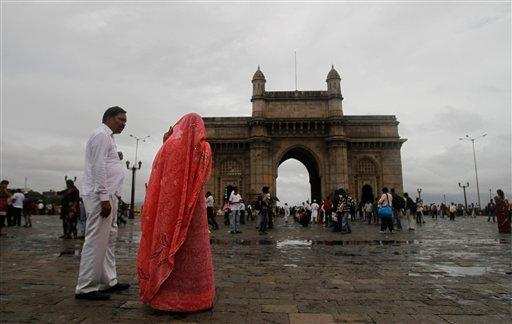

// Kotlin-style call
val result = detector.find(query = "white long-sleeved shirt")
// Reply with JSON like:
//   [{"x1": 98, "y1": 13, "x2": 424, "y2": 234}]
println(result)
[
  {"x1": 229, "y1": 192, "x2": 242, "y2": 211},
  {"x1": 12, "y1": 193, "x2": 25, "y2": 209},
  {"x1": 83, "y1": 124, "x2": 125, "y2": 201},
  {"x1": 206, "y1": 195, "x2": 215, "y2": 208}
]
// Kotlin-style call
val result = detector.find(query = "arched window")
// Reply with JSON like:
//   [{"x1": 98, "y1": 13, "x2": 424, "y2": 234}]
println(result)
[
  {"x1": 358, "y1": 158, "x2": 376, "y2": 175},
  {"x1": 220, "y1": 160, "x2": 242, "y2": 176}
]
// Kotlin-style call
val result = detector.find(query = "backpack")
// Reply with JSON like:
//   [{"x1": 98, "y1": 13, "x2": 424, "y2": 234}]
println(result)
[
  {"x1": 378, "y1": 194, "x2": 393, "y2": 219},
  {"x1": 407, "y1": 197, "x2": 417, "y2": 213},
  {"x1": 394, "y1": 195, "x2": 405, "y2": 210}
]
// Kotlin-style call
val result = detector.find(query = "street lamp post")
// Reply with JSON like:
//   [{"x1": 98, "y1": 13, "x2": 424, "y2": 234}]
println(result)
[
  {"x1": 459, "y1": 133, "x2": 487, "y2": 209},
  {"x1": 458, "y1": 182, "x2": 470, "y2": 211},
  {"x1": 126, "y1": 160, "x2": 142, "y2": 219},
  {"x1": 126, "y1": 134, "x2": 150, "y2": 219}
]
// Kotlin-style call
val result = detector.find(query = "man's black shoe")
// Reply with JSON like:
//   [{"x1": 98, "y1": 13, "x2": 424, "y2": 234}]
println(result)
[
  {"x1": 75, "y1": 291, "x2": 111, "y2": 300},
  {"x1": 103, "y1": 283, "x2": 130, "y2": 293}
]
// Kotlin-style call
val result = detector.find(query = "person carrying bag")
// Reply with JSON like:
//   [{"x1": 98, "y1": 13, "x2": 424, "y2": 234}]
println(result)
[{"x1": 378, "y1": 187, "x2": 394, "y2": 233}]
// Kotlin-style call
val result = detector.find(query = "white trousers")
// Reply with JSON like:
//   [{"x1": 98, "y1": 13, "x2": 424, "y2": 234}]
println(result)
[
  {"x1": 311, "y1": 211, "x2": 318, "y2": 222},
  {"x1": 75, "y1": 194, "x2": 118, "y2": 294}
]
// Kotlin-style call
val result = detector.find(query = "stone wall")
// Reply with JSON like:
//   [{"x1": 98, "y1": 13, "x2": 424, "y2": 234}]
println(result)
[{"x1": 265, "y1": 99, "x2": 329, "y2": 118}]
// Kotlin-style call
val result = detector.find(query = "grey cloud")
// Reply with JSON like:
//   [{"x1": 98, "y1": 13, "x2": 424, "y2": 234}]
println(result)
[{"x1": 2, "y1": 3, "x2": 510, "y2": 205}]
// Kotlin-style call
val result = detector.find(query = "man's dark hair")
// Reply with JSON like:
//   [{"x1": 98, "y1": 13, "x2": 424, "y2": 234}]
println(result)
[
  {"x1": 102, "y1": 106, "x2": 126, "y2": 123},
  {"x1": 382, "y1": 187, "x2": 389, "y2": 193},
  {"x1": 0, "y1": 180, "x2": 8, "y2": 185},
  {"x1": 262, "y1": 186, "x2": 269, "y2": 194}
]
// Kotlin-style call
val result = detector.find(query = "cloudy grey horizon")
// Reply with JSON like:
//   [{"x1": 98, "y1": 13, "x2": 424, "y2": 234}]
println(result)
[{"x1": 2, "y1": 3, "x2": 511, "y2": 206}]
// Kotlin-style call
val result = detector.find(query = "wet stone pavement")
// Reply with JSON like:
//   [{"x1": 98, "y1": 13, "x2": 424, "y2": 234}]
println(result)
[{"x1": 1, "y1": 215, "x2": 510, "y2": 323}]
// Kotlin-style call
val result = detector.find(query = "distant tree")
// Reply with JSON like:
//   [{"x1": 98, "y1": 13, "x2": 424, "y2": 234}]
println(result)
[{"x1": 25, "y1": 190, "x2": 45, "y2": 202}]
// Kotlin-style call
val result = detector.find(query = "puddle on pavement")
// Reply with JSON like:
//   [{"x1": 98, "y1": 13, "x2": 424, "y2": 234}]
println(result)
[
  {"x1": 444, "y1": 252, "x2": 480, "y2": 258},
  {"x1": 408, "y1": 272, "x2": 422, "y2": 277},
  {"x1": 414, "y1": 261, "x2": 492, "y2": 277},
  {"x1": 419, "y1": 238, "x2": 510, "y2": 245},
  {"x1": 434, "y1": 264, "x2": 488, "y2": 277},
  {"x1": 276, "y1": 239, "x2": 312, "y2": 249},
  {"x1": 210, "y1": 238, "x2": 418, "y2": 246}
]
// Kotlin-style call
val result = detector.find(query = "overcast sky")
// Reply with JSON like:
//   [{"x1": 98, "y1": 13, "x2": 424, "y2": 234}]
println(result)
[{"x1": 2, "y1": 2, "x2": 510, "y2": 206}]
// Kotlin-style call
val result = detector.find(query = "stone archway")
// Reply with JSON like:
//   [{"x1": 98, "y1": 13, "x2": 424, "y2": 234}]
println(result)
[
  {"x1": 354, "y1": 157, "x2": 380, "y2": 201},
  {"x1": 203, "y1": 66, "x2": 406, "y2": 204},
  {"x1": 277, "y1": 146, "x2": 322, "y2": 203}
]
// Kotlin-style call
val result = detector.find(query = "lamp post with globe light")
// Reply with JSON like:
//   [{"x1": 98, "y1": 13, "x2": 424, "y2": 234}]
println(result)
[{"x1": 126, "y1": 134, "x2": 150, "y2": 219}]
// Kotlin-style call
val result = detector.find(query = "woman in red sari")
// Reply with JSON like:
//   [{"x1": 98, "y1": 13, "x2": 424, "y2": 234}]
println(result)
[
  {"x1": 137, "y1": 113, "x2": 214, "y2": 312},
  {"x1": 495, "y1": 189, "x2": 511, "y2": 234}
]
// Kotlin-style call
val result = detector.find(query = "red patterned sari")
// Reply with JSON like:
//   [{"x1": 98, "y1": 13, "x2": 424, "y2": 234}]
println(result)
[
  {"x1": 496, "y1": 197, "x2": 511, "y2": 234},
  {"x1": 137, "y1": 113, "x2": 214, "y2": 311}
]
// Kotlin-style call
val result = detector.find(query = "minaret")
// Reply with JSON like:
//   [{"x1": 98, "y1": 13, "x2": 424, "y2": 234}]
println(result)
[
  {"x1": 252, "y1": 65, "x2": 266, "y2": 97},
  {"x1": 251, "y1": 66, "x2": 266, "y2": 117},
  {"x1": 326, "y1": 65, "x2": 343, "y2": 116},
  {"x1": 326, "y1": 65, "x2": 342, "y2": 95}
]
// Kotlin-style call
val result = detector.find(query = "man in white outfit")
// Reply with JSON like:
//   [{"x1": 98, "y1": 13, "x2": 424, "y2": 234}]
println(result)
[
  {"x1": 310, "y1": 200, "x2": 319, "y2": 223},
  {"x1": 228, "y1": 187, "x2": 242, "y2": 234},
  {"x1": 283, "y1": 203, "x2": 290, "y2": 224},
  {"x1": 75, "y1": 106, "x2": 129, "y2": 300}
]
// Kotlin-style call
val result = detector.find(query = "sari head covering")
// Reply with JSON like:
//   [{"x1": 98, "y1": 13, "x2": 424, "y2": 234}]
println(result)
[{"x1": 137, "y1": 113, "x2": 213, "y2": 306}]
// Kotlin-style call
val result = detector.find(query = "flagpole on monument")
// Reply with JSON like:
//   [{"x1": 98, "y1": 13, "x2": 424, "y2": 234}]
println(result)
[{"x1": 294, "y1": 49, "x2": 298, "y2": 91}]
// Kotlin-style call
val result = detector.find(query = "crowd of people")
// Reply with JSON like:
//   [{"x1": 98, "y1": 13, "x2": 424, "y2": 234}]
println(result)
[
  {"x1": 0, "y1": 181, "x2": 34, "y2": 233},
  {"x1": 0, "y1": 177, "x2": 129, "y2": 238},
  {"x1": 201, "y1": 184, "x2": 512, "y2": 237}
]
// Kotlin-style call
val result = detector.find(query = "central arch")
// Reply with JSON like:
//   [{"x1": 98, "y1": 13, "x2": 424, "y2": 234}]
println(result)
[{"x1": 277, "y1": 146, "x2": 322, "y2": 203}]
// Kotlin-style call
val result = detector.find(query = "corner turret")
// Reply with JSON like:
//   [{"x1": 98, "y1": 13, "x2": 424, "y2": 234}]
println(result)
[
  {"x1": 326, "y1": 65, "x2": 342, "y2": 95},
  {"x1": 252, "y1": 66, "x2": 266, "y2": 97}
]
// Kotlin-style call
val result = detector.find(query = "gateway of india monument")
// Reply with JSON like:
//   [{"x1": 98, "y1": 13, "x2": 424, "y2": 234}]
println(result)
[{"x1": 203, "y1": 66, "x2": 406, "y2": 203}]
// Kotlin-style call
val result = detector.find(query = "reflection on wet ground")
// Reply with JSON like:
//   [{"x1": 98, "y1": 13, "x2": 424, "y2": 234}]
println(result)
[
  {"x1": 434, "y1": 264, "x2": 488, "y2": 277},
  {"x1": 210, "y1": 238, "x2": 419, "y2": 246},
  {"x1": 211, "y1": 237, "x2": 509, "y2": 248},
  {"x1": 1, "y1": 215, "x2": 510, "y2": 323}
]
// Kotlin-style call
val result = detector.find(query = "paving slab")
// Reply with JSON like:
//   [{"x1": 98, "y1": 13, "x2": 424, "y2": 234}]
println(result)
[{"x1": 289, "y1": 313, "x2": 335, "y2": 324}]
